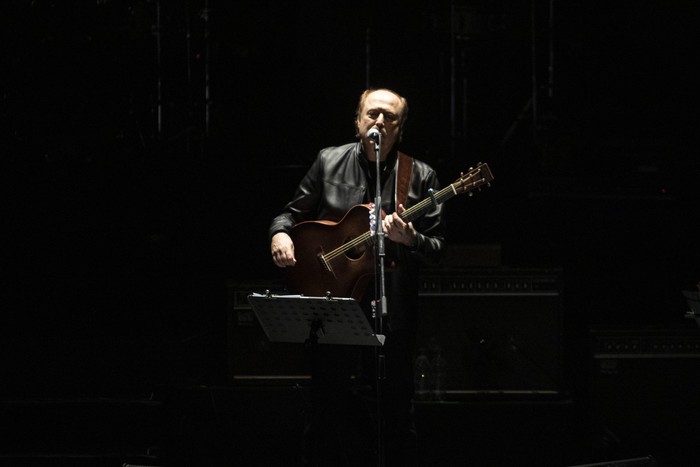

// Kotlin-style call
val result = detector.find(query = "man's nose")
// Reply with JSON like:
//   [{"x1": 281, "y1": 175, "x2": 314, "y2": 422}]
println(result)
[{"x1": 375, "y1": 113, "x2": 385, "y2": 126}]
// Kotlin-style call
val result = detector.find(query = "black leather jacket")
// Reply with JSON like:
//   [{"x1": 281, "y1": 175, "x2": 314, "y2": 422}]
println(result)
[
  {"x1": 269, "y1": 142, "x2": 446, "y2": 268},
  {"x1": 270, "y1": 142, "x2": 445, "y2": 331}
]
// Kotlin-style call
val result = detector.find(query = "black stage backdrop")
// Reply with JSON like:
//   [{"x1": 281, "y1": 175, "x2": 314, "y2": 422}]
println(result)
[{"x1": 3, "y1": 0, "x2": 699, "y2": 395}]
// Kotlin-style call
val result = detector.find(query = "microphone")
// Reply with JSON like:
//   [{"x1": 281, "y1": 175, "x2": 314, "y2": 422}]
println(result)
[{"x1": 368, "y1": 128, "x2": 381, "y2": 142}]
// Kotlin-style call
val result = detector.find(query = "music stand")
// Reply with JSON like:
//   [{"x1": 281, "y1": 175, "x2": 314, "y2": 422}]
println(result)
[{"x1": 247, "y1": 292, "x2": 385, "y2": 347}]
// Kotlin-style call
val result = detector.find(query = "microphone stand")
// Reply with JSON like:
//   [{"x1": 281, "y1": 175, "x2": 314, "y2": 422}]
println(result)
[{"x1": 371, "y1": 134, "x2": 387, "y2": 467}]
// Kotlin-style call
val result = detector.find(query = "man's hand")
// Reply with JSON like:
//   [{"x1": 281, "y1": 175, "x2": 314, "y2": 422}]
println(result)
[
  {"x1": 271, "y1": 232, "x2": 296, "y2": 267},
  {"x1": 383, "y1": 204, "x2": 417, "y2": 248}
]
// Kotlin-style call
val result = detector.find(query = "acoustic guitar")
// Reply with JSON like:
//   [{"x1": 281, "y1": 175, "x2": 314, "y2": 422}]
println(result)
[{"x1": 286, "y1": 162, "x2": 494, "y2": 300}]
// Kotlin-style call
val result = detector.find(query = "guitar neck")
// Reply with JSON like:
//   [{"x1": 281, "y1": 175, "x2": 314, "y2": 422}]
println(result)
[
  {"x1": 398, "y1": 163, "x2": 492, "y2": 223},
  {"x1": 322, "y1": 163, "x2": 491, "y2": 276},
  {"x1": 399, "y1": 184, "x2": 456, "y2": 223}
]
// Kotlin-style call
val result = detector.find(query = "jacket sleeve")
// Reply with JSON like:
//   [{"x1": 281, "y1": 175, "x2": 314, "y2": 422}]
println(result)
[
  {"x1": 405, "y1": 165, "x2": 446, "y2": 267},
  {"x1": 268, "y1": 153, "x2": 324, "y2": 240}
]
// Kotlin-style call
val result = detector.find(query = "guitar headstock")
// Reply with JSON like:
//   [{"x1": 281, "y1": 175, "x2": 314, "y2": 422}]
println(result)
[{"x1": 452, "y1": 162, "x2": 494, "y2": 195}]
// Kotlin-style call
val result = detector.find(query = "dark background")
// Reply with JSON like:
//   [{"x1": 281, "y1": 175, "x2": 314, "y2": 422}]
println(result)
[{"x1": 2, "y1": 0, "x2": 699, "y2": 465}]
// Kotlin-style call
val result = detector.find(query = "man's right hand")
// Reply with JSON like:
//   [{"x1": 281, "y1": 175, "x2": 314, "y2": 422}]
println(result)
[{"x1": 271, "y1": 232, "x2": 296, "y2": 268}]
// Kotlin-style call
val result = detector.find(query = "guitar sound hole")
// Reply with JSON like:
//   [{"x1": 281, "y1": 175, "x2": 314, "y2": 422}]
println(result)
[{"x1": 344, "y1": 237, "x2": 366, "y2": 260}]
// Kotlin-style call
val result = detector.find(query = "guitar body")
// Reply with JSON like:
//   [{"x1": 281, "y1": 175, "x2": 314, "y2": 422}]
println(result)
[{"x1": 287, "y1": 204, "x2": 376, "y2": 300}]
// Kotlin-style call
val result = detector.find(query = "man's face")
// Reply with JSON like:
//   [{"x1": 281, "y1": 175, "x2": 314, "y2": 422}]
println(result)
[{"x1": 357, "y1": 90, "x2": 404, "y2": 160}]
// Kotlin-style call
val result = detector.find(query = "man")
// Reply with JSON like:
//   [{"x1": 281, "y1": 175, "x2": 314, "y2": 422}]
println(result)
[{"x1": 269, "y1": 88, "x2": 446, "y2": 466}]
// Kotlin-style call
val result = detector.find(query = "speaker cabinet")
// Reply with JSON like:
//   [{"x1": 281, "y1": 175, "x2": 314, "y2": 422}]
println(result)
[
  {"x1": 589, "y1": 328, "x2": 700, "y2": 464},
  {"x1": 227, "y1": 280, "x2": 311, "y2": 383},
  {"x1": 416, "y1": 268, "x2": 563, "y2": 396}
]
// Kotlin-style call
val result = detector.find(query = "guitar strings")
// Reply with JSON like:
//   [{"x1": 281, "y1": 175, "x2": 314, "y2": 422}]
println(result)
[
  {"x1": 322, "y1": 172, "x2": 484, "y2": 264},
  {"x1": 322, "y1": 187, "x2": 448, "y2": 264},
  {"x1": 323, "y1": 231, "x2": 373, "y2": 262}
]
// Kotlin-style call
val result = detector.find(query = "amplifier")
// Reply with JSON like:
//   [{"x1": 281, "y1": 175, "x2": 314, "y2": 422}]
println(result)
[
  {"x1": 590, "y1": 328, "x2": 700, "y2": 464},
  {"x1": 591, "y1": 328, "x2": 700, "y2": 358},
  {"x1": 419, "y1": 268, "x2": 562, "y2": 296},
  {"x1": 416, "y1": 268, "x2": 564, "y2": 397},
  {"x1": 226, "y1": 280, "x2": 311, "y2": 383}
]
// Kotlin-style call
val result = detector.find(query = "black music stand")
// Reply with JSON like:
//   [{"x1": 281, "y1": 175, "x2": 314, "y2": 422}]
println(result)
[{"x1": 247, "y1": 292, "x2": 385, "y2": 347}]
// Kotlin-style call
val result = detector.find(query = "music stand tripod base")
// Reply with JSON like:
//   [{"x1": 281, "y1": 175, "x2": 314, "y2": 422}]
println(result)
[{"x1": 247, "y1": 293, "x2": 385, "y2": 346}]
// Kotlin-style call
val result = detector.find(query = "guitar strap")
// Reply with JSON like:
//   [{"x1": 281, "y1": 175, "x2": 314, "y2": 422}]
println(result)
[{"x1": 396, "y1": 151, "x2": 414, "y2": 209}]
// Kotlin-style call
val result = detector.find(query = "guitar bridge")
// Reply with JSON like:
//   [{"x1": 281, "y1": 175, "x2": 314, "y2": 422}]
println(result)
[{"x1": 318, "y1": 253, "x2": 333, "y2": 273}]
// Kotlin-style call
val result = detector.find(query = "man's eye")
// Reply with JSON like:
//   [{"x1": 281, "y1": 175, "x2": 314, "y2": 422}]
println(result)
[{"x1": 367, "y1": 111, "x2": 398, "y2": 121}]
